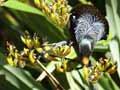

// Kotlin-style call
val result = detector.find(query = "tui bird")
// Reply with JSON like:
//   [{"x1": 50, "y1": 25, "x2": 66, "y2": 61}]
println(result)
[{"x1": 69, "y1": 5, "x2": 109, "y2": 65}]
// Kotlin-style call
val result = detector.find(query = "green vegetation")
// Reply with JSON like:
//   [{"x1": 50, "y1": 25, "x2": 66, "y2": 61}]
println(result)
[{"x1": 0, "y1": 0, "x2": 120, "y2": 90}]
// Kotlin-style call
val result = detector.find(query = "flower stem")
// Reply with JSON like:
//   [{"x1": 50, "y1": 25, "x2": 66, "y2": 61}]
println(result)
[{"x1": 36, "y1": 60, "x2": 65, "y2": 90}]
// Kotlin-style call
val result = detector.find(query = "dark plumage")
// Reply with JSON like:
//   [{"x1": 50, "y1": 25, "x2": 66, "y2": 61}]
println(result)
[{"x1": 69, "y1": 5, "x2": 109, "y2": 63}]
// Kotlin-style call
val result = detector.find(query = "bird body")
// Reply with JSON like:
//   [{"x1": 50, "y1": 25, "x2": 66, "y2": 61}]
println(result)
[{"x1": 69, "y1": 5, "x2": 109, "y2": 63}]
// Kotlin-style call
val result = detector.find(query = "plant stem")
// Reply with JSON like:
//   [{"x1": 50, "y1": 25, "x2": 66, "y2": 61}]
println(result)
[{"x1": 36, "y1": 60, "x2": 65, "y2": 90}]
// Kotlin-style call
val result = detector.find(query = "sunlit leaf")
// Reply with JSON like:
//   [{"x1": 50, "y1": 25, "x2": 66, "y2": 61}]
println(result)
[{"x1": 2, "y1": 0, "x2": 43, "y2": 15}]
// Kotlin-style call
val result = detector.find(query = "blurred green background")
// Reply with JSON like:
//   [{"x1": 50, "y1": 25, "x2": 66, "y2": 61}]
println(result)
[{"x1": 0, "y1": 0, "x2": 120, "y2": 90}]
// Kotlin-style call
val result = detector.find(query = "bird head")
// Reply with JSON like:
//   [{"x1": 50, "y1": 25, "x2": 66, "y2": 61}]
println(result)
[
  {"x1": 69, "y1": 5, "x2": 109, "y2": 65},
  {"x1": 79, "y1": 36, "x2": 94, "y2": 57}
]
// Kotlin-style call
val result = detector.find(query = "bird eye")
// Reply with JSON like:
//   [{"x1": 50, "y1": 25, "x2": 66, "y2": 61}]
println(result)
[
  {"x1": 72, "y1": 15, "x2": 76, "y2": 19},
  {"x1": 71, "y1": 15, "x2": 77, "y2": 23}
]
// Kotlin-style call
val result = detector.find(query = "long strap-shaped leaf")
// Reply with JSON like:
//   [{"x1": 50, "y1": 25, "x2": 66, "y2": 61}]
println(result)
[
  {"x1": 0, "y1": 65, "x2": 46, "y2": 90},
  {"x1": 106, "y1": 0, "x2": 120, "y2": 78},
  {"x1": 2, "y1": 0, "x2": 44, "y2": 15},
  {"x1": 2, "y1": 0, "x2": 67, "y2": 42}
]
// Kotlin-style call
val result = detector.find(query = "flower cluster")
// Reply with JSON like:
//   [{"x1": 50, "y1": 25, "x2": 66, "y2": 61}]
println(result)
[
  {"x1": 34, "y1": 0, "x2": 71, "y2": 28},
  {"x1": 6, "y1": 31, "x2": 72, "y2": 69},
  {"x1": 88, "y1": 58, "x2": 117, "y2": 83},
  {"x1": 6, "y1": 31, "x2": 117, "y2": 82}
]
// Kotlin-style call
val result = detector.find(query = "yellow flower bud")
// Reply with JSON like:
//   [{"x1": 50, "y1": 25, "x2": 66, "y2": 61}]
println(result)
[
  {"x1": 50, "y1": 13, "x2": 57, "y2": 22},
  {"x1": 44, "y1": 53, "x2": 55, "y2": 61},
  {"x1": 26, "y1": 39, "x2": 34, "y2": 48},
  {"x1": 56, "y1": 60, "x2": 68, "y2": 72},
  {"x1": 29, "y1": 50, "x2": 36, "y2": 63},
  {"x1": 6, "y1": 56, "x2": 15, "y2": 66},
  {"x1": 83, "y1": 66, "x2": 89, "y2": 80},
  {"x1": 62, "y1": 46, "x2": 71, "y2": 56},
  {"x1": 34, "y1": 0, "x2": 41, "y2": 8},
  {"x1": 107, "y1": 65, "x2": 117, "y2": 74},
  {"x1": 36, "y1": 48, "x2": 43, "y2": 53},
  {"x1": 44, "y1": 45, "x2": 51, "y2": 51},
  {"x1": 23, "y1": 48, "x2": 29, "y2": 55},
  {"x1": 33, "y1": 35, "x2": 40, "y2": 48},
  {"x1": 21, "y1": 32, "x2": 33, "y2": 48}
]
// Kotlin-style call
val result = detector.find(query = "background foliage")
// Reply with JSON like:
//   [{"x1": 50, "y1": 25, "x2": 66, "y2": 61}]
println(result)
[{"x1": 0, "y1": 0, "x2": 120, "y2": 90}]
